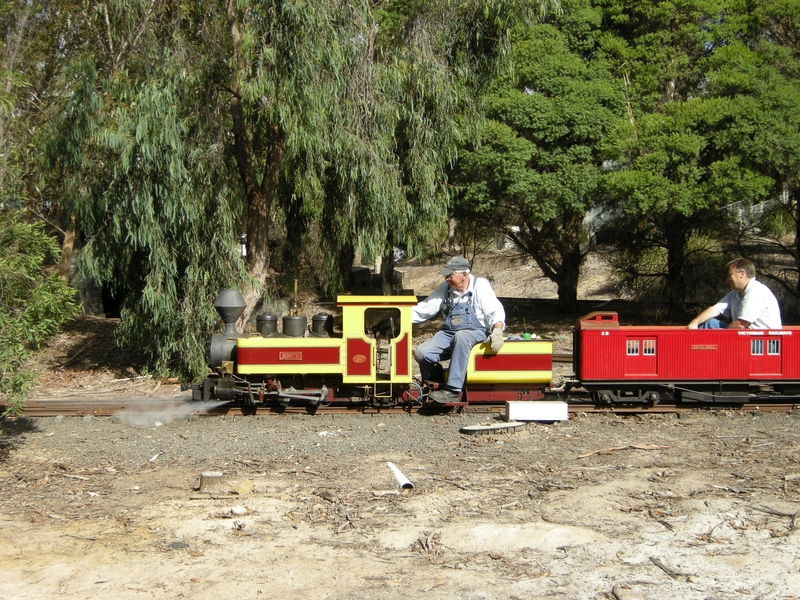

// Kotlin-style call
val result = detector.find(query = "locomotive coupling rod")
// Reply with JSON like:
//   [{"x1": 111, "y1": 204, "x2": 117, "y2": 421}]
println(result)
[{"x1": 277, "y1": 388, "x2": 327, "y2": 402}]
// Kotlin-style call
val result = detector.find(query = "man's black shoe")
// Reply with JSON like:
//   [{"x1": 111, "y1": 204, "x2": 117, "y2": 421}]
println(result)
[{"x1": 428, "y1": 389, "x2": 460, "y2": 404}]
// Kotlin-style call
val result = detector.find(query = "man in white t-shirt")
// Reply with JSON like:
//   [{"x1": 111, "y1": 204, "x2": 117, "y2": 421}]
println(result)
[
  {"x1": 412, "y1": 256, "x2": 505, "y2": 403},
  {"x1": 687, "y1": 257, "x2": 781, "y2": 330}
]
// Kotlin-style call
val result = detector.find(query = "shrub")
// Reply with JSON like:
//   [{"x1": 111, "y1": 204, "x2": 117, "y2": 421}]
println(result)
[{"x1": 0, "y1": 210, "x2": 80, "y2": 415}]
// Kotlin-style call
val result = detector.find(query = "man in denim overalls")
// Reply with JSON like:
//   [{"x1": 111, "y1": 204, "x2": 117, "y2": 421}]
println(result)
[{"x1": 412, "y1": 256, "x2": 505, "y2": 403}]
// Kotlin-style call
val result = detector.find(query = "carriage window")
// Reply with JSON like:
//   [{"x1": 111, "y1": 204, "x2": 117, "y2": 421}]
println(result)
[
  {"x1": 768, "y1": 339, "x2": 780, "y2": 355},
  {"x1": 643, "y1": 339, "x2": 656, "y2": 355},
  {"x1": 626, "y1": 340, "x2": 639, "y2": 355},
  {"x1": 751, "y1": 339, "x2": 764, "y2": 355}
]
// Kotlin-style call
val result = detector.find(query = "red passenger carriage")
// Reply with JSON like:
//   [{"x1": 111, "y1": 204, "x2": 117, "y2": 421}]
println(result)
[{"x1": 573, "y1": 312, "x2": 800, "y2": 404}]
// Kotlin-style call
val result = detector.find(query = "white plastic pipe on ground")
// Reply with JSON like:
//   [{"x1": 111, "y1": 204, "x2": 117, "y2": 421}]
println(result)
[{"x1": 386, "y1": 462, "x2": 414, "y2": 489}]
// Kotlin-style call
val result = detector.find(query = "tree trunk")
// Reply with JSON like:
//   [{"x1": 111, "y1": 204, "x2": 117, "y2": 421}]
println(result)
[
  {"x1": 555, "y1": 253, "x2": 581, "y2": 311},
  {"x1": 794, "y1": 190, "x2": 800, "y2": 299},
  {"x1": 58, "y1": 229, "x2": 76, "y2": 282},
  {"x1": 555, "y1": 212, "x2": 584, "y2": 311},
  {"x1": 380, "y1": 230, "x2": 396, "y2": 295},
  {"x1": 226, "y1": 0, "x2": 284, "y2": 327},
  {"x1": 240, "y1": 128, "x2": 284, "y2": 327},
  {"x1": 508, "y1": 209, "x2": 586, "y2": 312},
  {"x1": 664, "y1": 215, "x2": 690, "y2": 310}
]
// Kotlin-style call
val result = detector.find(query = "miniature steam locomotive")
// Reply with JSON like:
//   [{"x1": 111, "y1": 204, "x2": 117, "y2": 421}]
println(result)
[{"x1": 192, "y1": 289, "x2": 552, "y2": 409}]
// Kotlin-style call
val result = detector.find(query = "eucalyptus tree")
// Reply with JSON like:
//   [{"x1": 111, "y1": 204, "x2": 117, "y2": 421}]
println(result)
[
  {"x1": 46, "y1": 1, "x2": 249, "y2": 377},
  {"x1": 1, "y1": 2, "x2": 87, "y2": 410},
  {"x1": 453, "y1": 1, "x2": 625, "y2": 310},
  {"x1": 281, "y1": 0, "x2": 564, "y2": 295},
  {"x1": 1, "y1": 1, "x2": 76, "y2": 214},
  {"x1": 41, "y1": 0, "x2": 561, "y2": 377}
]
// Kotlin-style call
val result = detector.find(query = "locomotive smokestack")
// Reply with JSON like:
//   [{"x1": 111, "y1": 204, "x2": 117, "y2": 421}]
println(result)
[{"x1": 214, "y1": 289, "x2": 246, "y2": 336}]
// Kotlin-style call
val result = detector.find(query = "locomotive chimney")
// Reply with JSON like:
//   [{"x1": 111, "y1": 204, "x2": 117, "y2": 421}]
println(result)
[{"x1": 214, "y1": 289, "x2": 246, "y2": 336}]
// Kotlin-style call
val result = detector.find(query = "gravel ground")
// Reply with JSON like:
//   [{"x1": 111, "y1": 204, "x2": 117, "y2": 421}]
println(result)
[
  {"x1": 3, "y1": 250, "x2": 799, "y2": 599},
  {"x1": 2, "y1": 405, "x2": 800, "y2": 599}
]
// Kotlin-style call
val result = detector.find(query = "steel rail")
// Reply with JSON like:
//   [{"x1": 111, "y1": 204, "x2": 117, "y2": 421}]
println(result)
[{"x1": 8, "y1": 398, "x2": 800, "y2": 417}]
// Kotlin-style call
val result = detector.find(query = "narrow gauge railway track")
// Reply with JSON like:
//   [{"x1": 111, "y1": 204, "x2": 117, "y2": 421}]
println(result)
[{"x1": 10, "y1": 397, "x2": 800, "y2": 417}]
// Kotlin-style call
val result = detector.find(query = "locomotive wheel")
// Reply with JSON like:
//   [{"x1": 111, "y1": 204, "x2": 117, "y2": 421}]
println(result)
[{"x1": 592, "y1": 389, "x2": 616, "y2": 405}]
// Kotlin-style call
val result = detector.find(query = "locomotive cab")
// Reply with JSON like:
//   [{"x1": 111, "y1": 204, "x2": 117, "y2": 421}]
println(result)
[{"x1": 337, "y1": 296, "x2": 417, "y2": 385}]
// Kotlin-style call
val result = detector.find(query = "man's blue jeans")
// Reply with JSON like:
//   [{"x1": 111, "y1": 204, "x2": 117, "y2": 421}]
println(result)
[
  {"x1": 699, "y1": 317, "x2": 730, "y2": 329},
  {"x1": 413, "y1": 329, "x2": 487, "y2": 391}
]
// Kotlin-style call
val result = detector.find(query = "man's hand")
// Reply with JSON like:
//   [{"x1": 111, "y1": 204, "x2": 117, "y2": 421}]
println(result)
[{"x1": 489, "y1": 327, "x2": 504, "y2": 352}]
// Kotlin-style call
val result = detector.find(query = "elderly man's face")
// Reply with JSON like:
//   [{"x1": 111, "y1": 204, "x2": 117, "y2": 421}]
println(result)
[{"x1": 445, "y1": 271, "x2": 467, "y2": 288}]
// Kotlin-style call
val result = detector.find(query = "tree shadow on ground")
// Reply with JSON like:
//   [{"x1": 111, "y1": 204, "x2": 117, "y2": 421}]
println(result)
[{"x1": 0, "y1": 417, "x2": 39, "y2": 462}]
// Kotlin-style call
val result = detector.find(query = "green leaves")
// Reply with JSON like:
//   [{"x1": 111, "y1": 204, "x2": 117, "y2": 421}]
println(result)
[
  {"x1": 454, "y1": 8, "x2": 622, "y2": 307},
  {"x1": 0, "y1": 210, "x2": 80, "y2": 415}
]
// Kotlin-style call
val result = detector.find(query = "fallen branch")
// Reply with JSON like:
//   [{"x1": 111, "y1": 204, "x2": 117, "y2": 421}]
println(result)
[
  {"x1": 750, "y1": 504, "x2": 797, "y2": 518},
  {"x1": 50, "y1": 473, "x2": 90, "y2": 480},
  {"x1": 750, "y1": 505, "x2": 800, "y2": 530},
  {"x1": 712, "y1": 484, "x2": 745, "y2": 494},
  {"x1": 429, "y1": 475, "x2": 470, "y2": 490},
  {"x1": 649, "y1": 556, "x2": 692, "y2": 580},
  {"x1": 56, "y1": 345, "x2": 88, "y2": 369},
  {"x1": 143, "y1": 380, "x2": 162, "y2": 398},
  {"x1": 577, "y1": 445, "x2": 671, "y2": 459}
]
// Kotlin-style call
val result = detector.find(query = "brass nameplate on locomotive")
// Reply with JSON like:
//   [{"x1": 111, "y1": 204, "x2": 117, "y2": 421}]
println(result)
[{"x1": 279, "y1": 352, "x2": 303, "y2": 361}]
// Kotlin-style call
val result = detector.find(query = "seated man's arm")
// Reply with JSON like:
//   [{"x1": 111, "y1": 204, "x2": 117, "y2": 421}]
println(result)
[
  {"x1": 687, "y1": 306, "x2": 721, "y2": 329},
  {"x1": 475, "y1": 279, "x2": 505, "y2": 331},
  {"x1": 411, "y1": 282, "x2": 448, "y2": 324},
  {"x1": 727, "y1": 318, "x2": 750, "y2": 329}
]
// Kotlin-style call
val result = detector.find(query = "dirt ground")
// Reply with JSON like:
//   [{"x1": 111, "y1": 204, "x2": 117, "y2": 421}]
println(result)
[
  {"x1": 2, "y1": 251, "x2": 800, "y2": 599},
  {"x1": 2, "y1": 409, "x2": 800, "y2": 600}
]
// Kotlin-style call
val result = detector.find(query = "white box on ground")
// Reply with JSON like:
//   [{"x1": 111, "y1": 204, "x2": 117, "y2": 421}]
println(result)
[{"x1": 505, "y1": 401, "x2": 568, "y2": 422}]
